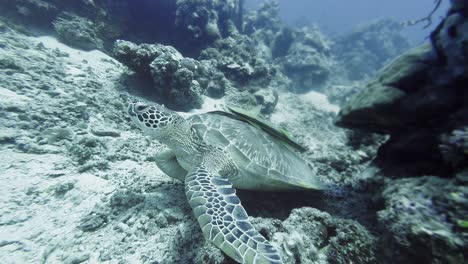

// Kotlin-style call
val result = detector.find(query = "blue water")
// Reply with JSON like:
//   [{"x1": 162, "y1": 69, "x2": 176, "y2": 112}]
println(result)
[{"x1": 245, "y1": 0, "x2": 450, "y2": 44}]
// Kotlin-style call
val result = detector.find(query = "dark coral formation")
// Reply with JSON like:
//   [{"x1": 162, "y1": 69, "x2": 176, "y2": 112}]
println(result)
[
  {"x1": 279, "y1": 30, "x2": 332, "y2": 92},
  {"x1": 242, "y1": 1, "x2": 334, "y2": 92},
  {"x1": 378, "y1": 175, "x2": 467, "y2": 264},
  {"x1": 336, "y1": 2, "x2": 468, "y2": 263},
  {"x1": 0, "y1": 0, "x2": 59, "y2": 26},
  {"x1": 336, "y1": 2, "x2": 468, "y2": 176},
  {"x1": 174, "y1": 0, "x2": 244, "y2": 54},
  {"x1": 113, "y1": 40, "x2": 231, "y2": 110},
  {"x1": 440, "y1": 127, "x2": 468, "y2": 169},
  {"x1": 279, "y1": 208, "x2": 377, "y2": 264},
  {"x1": 53, "y1": 12, "x2": 103, "y2": 51}
]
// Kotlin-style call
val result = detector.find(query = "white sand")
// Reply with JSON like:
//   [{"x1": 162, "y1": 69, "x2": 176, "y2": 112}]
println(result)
[{"x1": 300, "y1": 91, "x2": 339, "y2": 113}]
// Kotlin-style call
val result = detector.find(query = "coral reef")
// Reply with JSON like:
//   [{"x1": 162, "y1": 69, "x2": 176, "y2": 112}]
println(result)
[
  {"x1": 1, "y1": 0, "x2": 466, "y2": 263},
  {"x1": 0, "y1": 0, "x2": 59, "y2": 26},
  {"x1": 199, "y1": 35, "x2": 283, "y2": 91},
  {"x1": 378, "y1": 175, "x2": 468, "y2": 263},
  {"x1": 174, "y1": 0, "x2": 243, "y2": 54},
  {"x1": 333, "y1": 18, "x2": 411, "y2": 80},
  {"x1": 53, "y1": 12, "x2": 103, "y2": 51},
  {"x1": 0, "y1": 21, "x2": 382, "y2": 263},
  {"x1": 335, "y1": 2, "x2": 468, "y2": 263},
  {"x1": 276, "y1": 26, "x2": 333, "y2": 92},
  {"x1": 336, "y1": 36, "x2": 467, "y2": 175},
  {"x1": 440, "y1": 127, "x2": 468, "y2": 169},
  {"x1": 242, "y1": 1, "x2": 334, "y2": 93},
  {"x1": 114, "y1": 40, "x2": 231, "y2": 110},
  {"x1": 279, "y1": 208, "x2": 377, "y2": 264}
]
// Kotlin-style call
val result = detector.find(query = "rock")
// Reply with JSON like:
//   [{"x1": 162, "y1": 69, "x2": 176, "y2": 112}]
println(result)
[
  {"x1": 432, "y1": 7, "x2": 468, "y2": 79},
  {"x1": 0, "y1": 0, "x2": 59, "y2": 26},
  {"x1": 200, "y1": 35, "x2": 280, "y2": 89},
  {"x1": 149, "y1": 50, "x2": 204, "y2": 110},
  {"x1": 114, "y1": 40, "x2": 231, "y2": 110},
  {"x1": 63, "y1": 253, "x2": 90, "y2": 264},
  {"x1": 174, "y1": 0, "x2": 243, "y2": 55},
  {"x1": 243, "y1": 4, "x2": 334, "y2": 93},
  {"x1": 0, "y1": 128, "x2": 17, "y2": 144},
  {"x1": 243, "y1": 0, "x2": 282, "y2": 35},
  {"x1": 197, "y1": 1, "x2": 294, "y2": 93},
  {"x1": 77, "y1": 158, "x2": 109, "y2": 172},
  {"x1": 193, "y1": 242, "x2": 227, "y2": 264},
  {"x1": 336, "y1": 44, "x2": 433, "y2": 133},
  {"x1": 272, "y1": 27, "x2": 295, "y2": 58},
  {"x1": 281, "y1": 208, "x2": 377, "y2": 264},
  {"x1": 91, "y1": 128, "x2": 120, "y2": 137},
  {"x1": 113, "y1": 40, "x2": 178, "y2": 76},
  {"x1": 68, "y1": 136, "x2": 103, "y2": 165},
  {"x1": 324, "y1": 83, "x2": 361, "y2": 106},
  {"x1": 225, "y1": 90, "x2": 259, "y2": 113},
  {"x1": 439, "y1": 127, "x2": 468, "y2": 169},
  {"x1": 41, "y1": 127, "x2": 74, "y2": 144},
  {"x1": 378, "y1": 176, "x2": 467, "y2": 263},
  {"x1": 53, "y1": 180, "x2": 75, "y2": 196},
  {"x1": 336, "y1": 3, "x2": 468, "y2": 175},
  {"x1": 223, "y1": 87, "x2": 279, "y2": 115},
  {"x1": 109, "y1": 190, "x2": 145, "y2": 209},
  {"x1": 78, "y1": 208, "x2": 109, "y2": 232},
  {"x1": 281, "y1": 41, "x2": 332, "y2": 92},
  {"x1": 333, "y1": 18, "x2": 411, "y2": 80},
  {"x1": 53, "y1": 12, "x2": 103, "y2": 51},
  {"x1": 253, "y1": 88, "x2": 278, "y2": 115}
]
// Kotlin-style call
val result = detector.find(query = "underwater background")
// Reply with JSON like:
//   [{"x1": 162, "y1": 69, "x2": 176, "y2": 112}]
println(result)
[{"x1": 0, "y1": 0, "x2": 466, "y2": 263}]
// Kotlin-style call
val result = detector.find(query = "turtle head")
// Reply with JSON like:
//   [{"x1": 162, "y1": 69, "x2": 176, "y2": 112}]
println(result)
[{"x1": 127, "y1": 102, "x2": 187, "y2": 142}]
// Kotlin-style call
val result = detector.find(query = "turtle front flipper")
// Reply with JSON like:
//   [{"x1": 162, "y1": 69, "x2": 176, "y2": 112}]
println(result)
[
  {"x1": 185, "y1": 164, "x2": 283, "y2": 264},
  {"x1": 154, "y1": 146, "x2": 187, "y2": 181}
]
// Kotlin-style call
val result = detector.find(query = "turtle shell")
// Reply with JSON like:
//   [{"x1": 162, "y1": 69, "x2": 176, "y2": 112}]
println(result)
[
  {"x1": 188, "y1": 112, "x2": 323, "y2": 191},
  {"x1": 209, "y1": 107, "x2": 307, "y2": 153}
]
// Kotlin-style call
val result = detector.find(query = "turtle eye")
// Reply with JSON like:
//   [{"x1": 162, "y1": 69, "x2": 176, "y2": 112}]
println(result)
[{"x1": 135, "y1": 104, "x2": 148, "y2": 112}]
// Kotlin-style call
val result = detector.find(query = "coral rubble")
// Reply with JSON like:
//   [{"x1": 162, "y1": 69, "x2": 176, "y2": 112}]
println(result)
[{"x1": 0, "y1": 0, "x2": 466, "y2": 263}]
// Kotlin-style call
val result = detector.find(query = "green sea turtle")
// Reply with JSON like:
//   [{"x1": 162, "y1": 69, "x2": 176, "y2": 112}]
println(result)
[{"x1": 127, "y1": 102, "x2": 324, "y2": 264}]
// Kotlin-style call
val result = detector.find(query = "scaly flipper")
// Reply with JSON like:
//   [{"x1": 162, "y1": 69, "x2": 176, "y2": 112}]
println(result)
[{"x1": 185, "y1": 164, "x2": 283, "y2": 264}]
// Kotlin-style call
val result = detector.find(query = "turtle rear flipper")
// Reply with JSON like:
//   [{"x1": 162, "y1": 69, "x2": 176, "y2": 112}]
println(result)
[{"x1": 185, "y1": 164, "x2": 283, "y2": 264}]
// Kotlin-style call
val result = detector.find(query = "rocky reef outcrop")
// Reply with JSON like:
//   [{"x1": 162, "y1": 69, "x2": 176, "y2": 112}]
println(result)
[
  {"x1": 113, "y1": 40, "x2": 231, "y2": 110},
  {"x1": 336, "y1": 2, "x2": 468, "y2": 263},
  {"x1": 336, "y1": 21, "x2": 467, "y2": 176},
  {"x1": 378, "y1": 174, "x2": 467, "y2": 263},
  {"x1": 242, "y1": 1, "x2": 334, "y2": 93},
  {"x1": 255, "y1": 207, "x2": 377, "y2": 264},
  {"x1": 199, "y1": 34, "x2": 283, "y2": 91},
  {"x1": 334, "y1": 18, "x2": 411, "y2": 81},
  {"x1": 0, "y1": 0, "x2": 243, "y2": 56},
  {"x1": 0, "y1": 0, "x2": 335, "y2": 97},
  {"x1": 279, "y1": 26, "x2": 333, "y2": 92},
  {"x1": 174, "y1": 0, "x2": 243, "y2": 54},
  {"x1": 53, "y1": 12, "x2": 103, "y2": 51},
  {"x1": 0, "y1": 0, "x2": 59, "y2": 26},
  {"x1": 336, "y1": 0, "x2": 468, "y2": 176}
]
